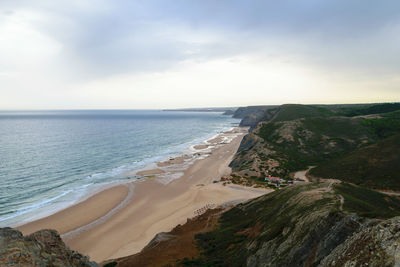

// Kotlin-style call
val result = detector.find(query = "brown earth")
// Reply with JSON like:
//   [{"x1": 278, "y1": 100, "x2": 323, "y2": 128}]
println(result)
[{"x1": 103, "y1": 208, "x2": 224, "y2": 267}]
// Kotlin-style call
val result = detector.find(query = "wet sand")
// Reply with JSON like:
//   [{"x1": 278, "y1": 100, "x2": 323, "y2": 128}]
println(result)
[
  {"x1": 18, "y1": 185, "x2": 129, "y2": 235},
  {"x1": 156, "y1": 155, "x2": 192, "y2": 167},
  {"x1": 136, "y1": 169, "x2": 165, "y2": 176},
  {"x1": 193, "y1": 144, "x2": 209, "y2": 149}
]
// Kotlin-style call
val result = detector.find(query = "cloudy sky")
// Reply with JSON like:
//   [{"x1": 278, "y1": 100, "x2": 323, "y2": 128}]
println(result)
[{"x1": 1, "y1": 0, "x2": 399, "y2": 109}]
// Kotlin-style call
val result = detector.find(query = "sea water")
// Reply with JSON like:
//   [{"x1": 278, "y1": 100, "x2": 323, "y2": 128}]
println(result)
[{"x1": 0, "y1": 110, "x2": 239, "y2": 227}]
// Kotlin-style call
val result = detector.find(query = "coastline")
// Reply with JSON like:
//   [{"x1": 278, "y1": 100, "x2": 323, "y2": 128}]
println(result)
[
  {"x1": 17, "y1": 127, "x2": 272, "y2": 262},
  {"x1": 1, "y1": 112, "x2": 240, "y2": 228}
]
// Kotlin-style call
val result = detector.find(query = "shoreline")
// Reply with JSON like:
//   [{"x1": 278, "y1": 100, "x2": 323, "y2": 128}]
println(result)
[
  {"x1": 3, "y1": 123, "x2": 240, "y2": 228},
  {"x1": 17, "y1": 127, "x2": 272, "y2": 262},
  {"x1": 16, "y1": 126, "x2": 242, "y2": 230},
  {"x1": 17, "y1": 185, "x2": 131, "y2": 235}
]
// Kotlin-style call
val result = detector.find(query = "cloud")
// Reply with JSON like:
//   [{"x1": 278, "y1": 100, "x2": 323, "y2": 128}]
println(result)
[{"x1": 0, "y1": 0, "x2": 399, "y2": 108}]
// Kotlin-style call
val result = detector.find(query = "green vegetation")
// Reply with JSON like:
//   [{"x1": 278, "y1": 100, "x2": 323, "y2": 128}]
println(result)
[
  {"x1": 186, "y1": 182, "x2": 398, "y2": 266},
  {"x1": 257, "y1": 121, "x2": 280, "y2": 140},
  {"x1": 300, "y1": 117, "x2": 369, "y2": 139},
  {"x1": 256, "y1": 116, "x2": 376, "y2": 176},
  {"x1": 191, "y1": 183, "x2": 336, "y2": 266},
  {"x1": 362, "y1": 117, "x2": 400, "y2": 139},
  {"x1": 334, "y1": 183, "x2": 400, "y2": 218},
  {"x1": 382, "y1": 109, "x2": 400, "y2": 118},
  {"x1": 229, "y1": 173, "x2": 274, "y2": 188},
  {"x1": 339, "y1": 103, "x2": 400, "y2": 117},
  {"x1": 233, "y1": 103, "x2": 400, "y2": 188},
  {"x1": 103, "y1": 262, "x2": 118, "y2": 267},
  {"x1": 272, "y1": 104, "x2": 334, "y2": 122},
  {"x1": 311, "y1": 134, "x2": 400, "y2": 190}
]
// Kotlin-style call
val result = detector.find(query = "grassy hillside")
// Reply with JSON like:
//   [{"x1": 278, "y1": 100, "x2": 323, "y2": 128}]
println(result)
[
  {"x1": 334, "y1": 182, "x2": 400, "y2": 218},
  {"x1": 382, "y1": 109, "x2": 400, "y2": 118},
  {"x1": 310, "y1": 134, "x2": 400, "y2": 190},
  {"x1": 271, "y1": 104, "x2": 334, "y2": 122},
  {"x1": 185, "y1": 182, "x2": 400, "y2": 266},
  {"x1": 362, "y1": 117, "x2": 400, "y2": 139},
  {"x1": 230, "y1": 103, "x2": 400, "y2": 189},
  {"x1": 262, "y1": 117, "x2": 375, "y2": 173},
  {"x1": 231, "y1": 115, "x2": 376, "y2": 178},
  {"x1": 338, "y1": 103, "x2": 400, "y2": 117}
]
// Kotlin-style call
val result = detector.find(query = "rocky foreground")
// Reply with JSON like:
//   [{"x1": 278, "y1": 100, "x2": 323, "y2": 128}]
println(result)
[{"x1": 0, "y1": 227, "x2": 97, "y2": 266}]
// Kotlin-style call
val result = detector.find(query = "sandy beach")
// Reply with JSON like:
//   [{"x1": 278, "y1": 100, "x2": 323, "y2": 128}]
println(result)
[{"x1": 18, "y1": 127, "x2": 272, "y2": 262}]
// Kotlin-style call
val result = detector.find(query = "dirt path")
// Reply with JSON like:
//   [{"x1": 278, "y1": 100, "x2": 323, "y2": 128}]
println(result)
[
  {"x1": 293, "y1": 166, "x2": 315, "y2": 182},
  {"x1": 379, "y1": 191, "x2": 400, "y2": 197},
  {"x1": 338, "y1": 194, "x2": 344, "y2": 211}
]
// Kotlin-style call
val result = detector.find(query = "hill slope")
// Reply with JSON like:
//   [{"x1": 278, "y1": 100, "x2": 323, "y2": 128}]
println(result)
[
  {"x1": 229, "y1": 103, "x2": 400, "y2": 189},
  {"x1": 230, "y1": 115, "x2": 376, "y2": 178},
  {"x1": 271, "y1": 104, "x2": 334, "y2": 122},
  {"x1": 310, "y1": 134, "x2": 400, "y2": 190},
  {"x1": 338, "y1": 103, "x2": 400, "y2": 117},
  {"x1": 108, "y1": 182, "x2": 400, "y2": 266}
]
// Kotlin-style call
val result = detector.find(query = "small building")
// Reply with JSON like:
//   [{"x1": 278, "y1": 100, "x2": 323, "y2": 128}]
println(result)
[{"x1": 265, "y1": 177, "x2": 281, "y2": 183}]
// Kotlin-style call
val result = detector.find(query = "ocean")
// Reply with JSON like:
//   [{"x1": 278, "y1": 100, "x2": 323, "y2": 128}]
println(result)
[{"x1": 0, "y1": 110, "x2": 239, "y2": 227}]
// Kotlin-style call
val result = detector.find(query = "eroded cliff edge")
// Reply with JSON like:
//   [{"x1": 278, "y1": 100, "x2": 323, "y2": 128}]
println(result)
[{"x1": 0, "y1": 228, "x2": 97, "y2": 266}]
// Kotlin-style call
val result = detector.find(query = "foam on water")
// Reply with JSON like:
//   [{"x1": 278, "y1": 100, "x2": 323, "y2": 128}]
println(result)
[{"x1": 0, "y1": 110, "x2": 240, "y2": 227}]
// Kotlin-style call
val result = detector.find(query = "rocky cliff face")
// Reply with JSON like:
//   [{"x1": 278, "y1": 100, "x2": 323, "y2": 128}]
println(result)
[
  {"x1": 233, "y1": 106, "x2": 278, "y2": 128},
  {"x1": 0, "y1": 228, "x2": 97, "y2": 266},
  {"x1": 229, "y1": 182, "x2": 400, "y2": 267},
  {"x1": 194, "y1": 181, "x2": 361, "y2": 266},
  {"x1": 321, "y1": 216, "x2": 400, "y2": 266}
]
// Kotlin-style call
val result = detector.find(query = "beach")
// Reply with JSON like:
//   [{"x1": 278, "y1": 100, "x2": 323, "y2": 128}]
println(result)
[{"x1": 18, "y1": 127, "x2": 272, "y2": 262}]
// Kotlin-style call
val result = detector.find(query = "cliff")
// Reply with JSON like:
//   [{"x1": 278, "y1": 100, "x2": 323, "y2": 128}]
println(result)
[
  {"x1": 106, "y1": 181, "x2": 400, "y2": 266},
  {"x1": 229, "y1": 103, "x2": 400, "y2": 189},
  {"x1": 233, "y1": 105, "x2": 278, "y2": 128},
  {"x1": 191, "y1": 181, "x2": 400, "y2": 266},
  {"x1": 0, "y1": 228, "x2": 97, "y2": 266}
]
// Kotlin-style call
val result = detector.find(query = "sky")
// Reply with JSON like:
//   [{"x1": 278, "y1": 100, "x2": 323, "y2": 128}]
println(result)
[{"x1": 0, "y1": 0, "x2": 400, "y2": 109}]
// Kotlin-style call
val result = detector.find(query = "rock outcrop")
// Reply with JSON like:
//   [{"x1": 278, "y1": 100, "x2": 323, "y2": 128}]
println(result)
[
  {"x1": 233, "y1": 105, "x2": 278, "y2": 128},
  {"x1": 0, "y1": 228, "x2": 97, "y2": 266},
  {"x1": 194, "y1": 181, "x2": 362, "y2": 266},
  {"x1": 321, "y1": 216, "x2": 400, "y2": 266}
]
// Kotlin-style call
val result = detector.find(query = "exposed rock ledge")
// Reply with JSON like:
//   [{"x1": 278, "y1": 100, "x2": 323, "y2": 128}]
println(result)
[{"x1": 0, "y1": 227, "x2": 98, "y2": 266}]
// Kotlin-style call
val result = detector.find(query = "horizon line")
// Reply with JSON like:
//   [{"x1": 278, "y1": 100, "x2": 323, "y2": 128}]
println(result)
[{"x1": 0, "y1": 101, "x2": 399, "y2": 111}]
